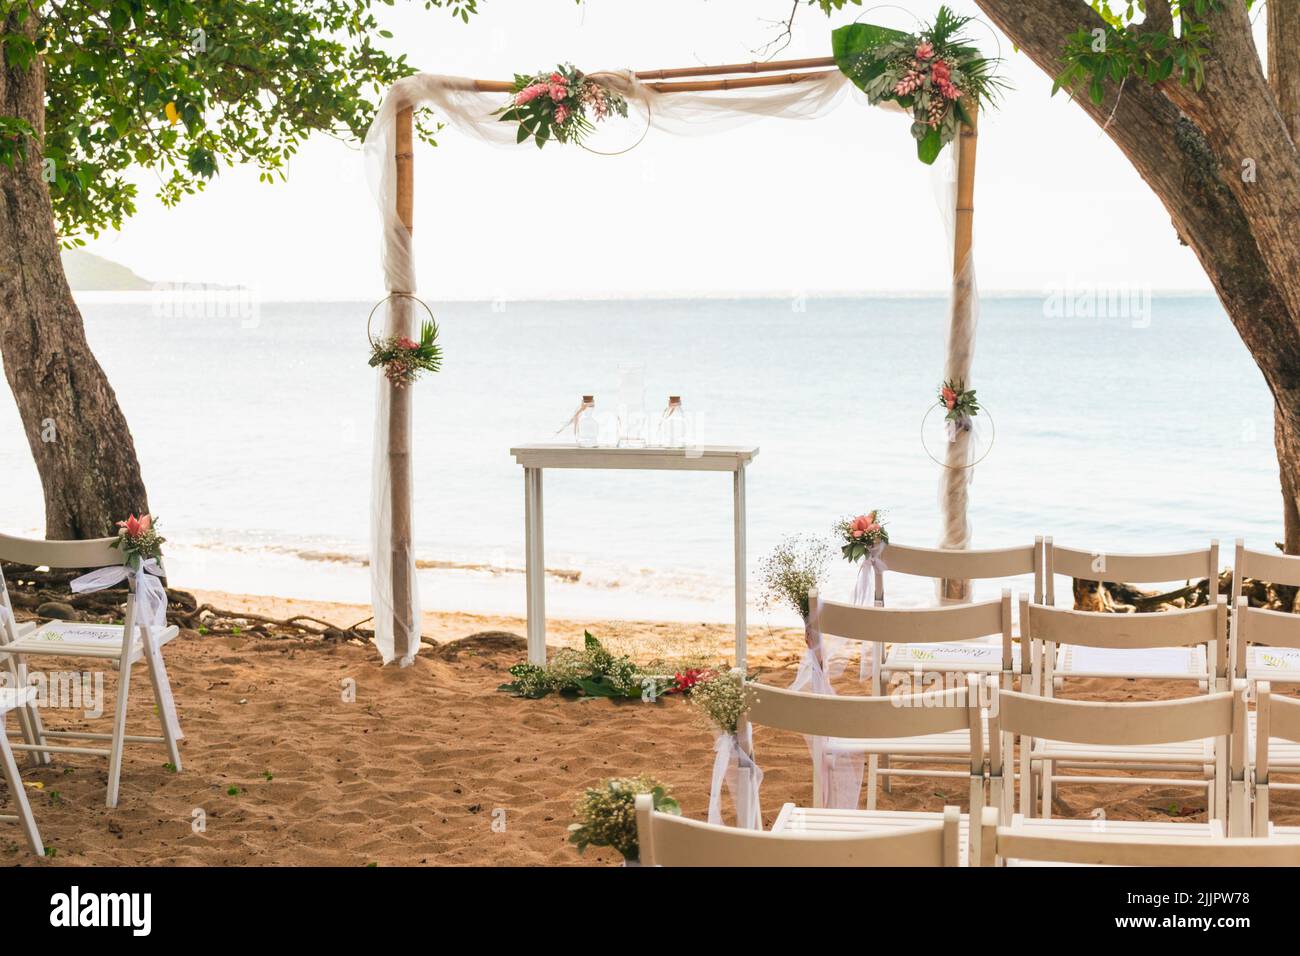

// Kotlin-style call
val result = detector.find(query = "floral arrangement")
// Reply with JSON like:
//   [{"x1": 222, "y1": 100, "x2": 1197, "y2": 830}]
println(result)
[
  {"x1": 568, "y1": 775, "x2": 680, "y2": 863},
  {"x1": 758, "y1": 533, "x2": 833, "y2": 621},
  {"x1": 111, "y1": 514, "x2": 164, "y2": 571},
  {"x1": 498, "y1": 631, "x2": 675, "y2": 701},
  {"x1": 832, "y1": 6, "x2": 1005, "y2": 164},
  {"x1": 939, "y1": 378, "x2": 980, "y2": 432},
  {"x1": 369, "y1": 318, "x2": 442, "y2": 388},
  {"x1": 495, "y1": 64, "x2": 629, "y2": 148},
  {"x1": 835, "y1": 511, "x2": 889, "y2": 564},
  {"x1": 688, "y1": 668, "x2": 749, "y2": 736}
]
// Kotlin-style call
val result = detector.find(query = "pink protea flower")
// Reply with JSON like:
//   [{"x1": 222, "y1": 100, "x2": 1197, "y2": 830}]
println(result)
[
  {"x1": 942, "y1": 386, "x2": 958, "y2": 409},
  {"x1": 553, "y1": 104, "x2": 570, "y2": 125},
  {"x1": 549, "y1": 83, "x2": 568, "y2": 101},
  {"x1": 396, "y1": 336, "x2": 419, "y2": 350},
  {"x1": 931, "y1": 60, "x2": 951, "y2": 86},
  {"x1": 915, "y1": 41, "x2": 935, "y2": 60}
]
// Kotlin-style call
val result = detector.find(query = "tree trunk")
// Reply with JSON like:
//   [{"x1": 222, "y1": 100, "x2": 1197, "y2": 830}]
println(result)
[
  {"x1": 0, "y1": 9, "x2": 149, "y2": 539},
  {"x1": 974, "y1": 0, "x2": 1300, "y2": 553}
]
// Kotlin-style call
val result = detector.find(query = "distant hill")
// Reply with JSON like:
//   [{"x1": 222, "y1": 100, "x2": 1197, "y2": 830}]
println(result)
[{"x1": 61, "y1": 250, "x2": 153, "y2": 291}]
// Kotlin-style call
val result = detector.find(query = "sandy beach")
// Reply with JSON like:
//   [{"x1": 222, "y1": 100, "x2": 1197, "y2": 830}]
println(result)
[{"x1": 0, "y1": 589, "x2": 1290, "y2": 867}]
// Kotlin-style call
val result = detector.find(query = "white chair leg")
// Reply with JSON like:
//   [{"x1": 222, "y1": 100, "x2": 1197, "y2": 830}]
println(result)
[
  {"x1": 866, "y1": 755, "x2": 879, "y2": 810},
  {"x1": 1040, "y1": 758, "x2": 1053, "y2": 819},
  {"x1": 881, "y1": 754, "x2": 892, "y2": 794},
  {"x1": 104, "y1": 652, "x2": 134, "y2": 809},
  {"x1": 3, "y1": 654, "x2": 49, "y2": 766},
  {"x1": 0, "y1": 722, "x2": 43, "y2": 856},
  {"x1": 141, "y1": 632, "x2": 183, "y2": 768}
]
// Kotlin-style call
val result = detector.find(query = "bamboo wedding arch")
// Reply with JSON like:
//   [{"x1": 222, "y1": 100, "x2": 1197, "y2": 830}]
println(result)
[{"x1": 363, "y1": 55, "x2": 980, "y2": 666}]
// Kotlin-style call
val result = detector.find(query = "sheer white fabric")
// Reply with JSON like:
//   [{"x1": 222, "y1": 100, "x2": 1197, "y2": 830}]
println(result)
[
  {"x1": 707, "y1": 723, "x2": 764, "y2": 830},
  {"x1": 361, "y1": 69, "x2": 965, "y2": 663},
  {"x1": 787, "y1": 597, "x2": 868, "y2": 810}
]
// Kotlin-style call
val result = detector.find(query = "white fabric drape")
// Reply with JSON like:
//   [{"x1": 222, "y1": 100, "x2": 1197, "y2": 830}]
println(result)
[
  {"x1": 361, "y1": 68, "x2": 964, "y2": 664},
  {"x1": 787, "y1": 596, "x2": 869, "y2": 810},
  {"x1": 707, "y1": 723, "x2": 764, "y2": 830}
]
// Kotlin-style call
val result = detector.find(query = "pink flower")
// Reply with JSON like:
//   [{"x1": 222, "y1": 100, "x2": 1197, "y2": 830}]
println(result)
[
  {"x1": 554, "y1": 105, "x2": 570, "y2": 125},
  {"x1": 915, "y1": 42, "x2": 935, "y2": 61},
  {"x1": 117, "y1": 514, "x2": 151, "y2": 537},
  {"x1": 515, "y1": 84, "x2": 545, "y2": 105},
  {"x1": 851, "y1": 514, "x2": 879, "y2": 538},
  {"x1": 549, "y1": 83, "x2": 568, "y2": 101},
  {"x1": 396, "y1": 336, "x2": 418, "y2": 350},
  {"x1": 930, "y1": 60, "x2": 951, "y2": 86},
  {"x1": 942, "y1": 386, "x2": 958, "y2": 409},
  {"x1": 549, "y1": 72, "x2": 563, "y2": 84}
]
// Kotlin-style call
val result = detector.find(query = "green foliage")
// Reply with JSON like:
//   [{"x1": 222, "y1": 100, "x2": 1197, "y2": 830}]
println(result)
[
  {"x1": 497, "y1": 630, "x2": 675, "y2": 701},
  {"x1": 0, "y1": 0, "x2": 484, "y2": 243},
  {"x1": 568, "y1": 775, "x2": 679, "y2": 862},
  {"x1": 1056, "y1": 0, "x2": 1257, "y2": 105}
]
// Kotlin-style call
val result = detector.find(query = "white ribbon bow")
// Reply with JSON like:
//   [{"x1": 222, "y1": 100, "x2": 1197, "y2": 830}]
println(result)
[
  {"x1": 707, "y1": 724, "x2": 764, "y2": 830},
  {"x1": 852, "y1": 542, "x2": 887, "y2": 681},
  {"x1": 71, "y1": 558, "x2": 168, "y2": 635}
]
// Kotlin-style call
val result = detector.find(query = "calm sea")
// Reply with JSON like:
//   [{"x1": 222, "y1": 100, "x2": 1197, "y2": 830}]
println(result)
[{"x1": 0, "y1": 293, "x2": 1278, "y2": 626}]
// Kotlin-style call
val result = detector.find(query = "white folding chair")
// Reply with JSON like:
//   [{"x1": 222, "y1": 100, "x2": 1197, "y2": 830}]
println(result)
[
  {"x1": 810, "y1": 588, "x2": 1014, "y2": 809},
  {"x1": 1044, "y1": 539, "x2": 1222, "y2": 688},
  {"x1": 0, "y1": 532, "x2": 183, "y2": 808},
  {"x1": 976, "y1": 806, "x2": 1300, "y2": 867},
  {"x1": 1232, "y1": 539, "x2": 1300, "y2": 612},
  {"x1": 1019, "y1": 596, "x2": 1230, "y2": 820},
  {"x1": 0, "y1": 687, "x2": 43, "y2": 855},
  {"x1": 1251, "y1": 683, "x2": 1300, "y2": 837},
  {"x1": 748, "y1": 676, "x2": 987, "y2": 863},
  {"x1": 1232, "y1": 597, "x2": 1300, "y2": 689},
  {"x1": 872, "y1": 539, "x2": 1042, "y2": 676},
  {"x1": 636, "y1": 796, "x2": 963, "y2": 867}
]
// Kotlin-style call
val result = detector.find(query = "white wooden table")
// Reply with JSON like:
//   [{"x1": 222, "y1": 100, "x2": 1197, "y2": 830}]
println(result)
[{"x1": 510, "y1": 444, "x2": 759, "y2": 668}]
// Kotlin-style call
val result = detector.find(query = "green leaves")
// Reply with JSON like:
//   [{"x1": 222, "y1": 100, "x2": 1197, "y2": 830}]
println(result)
[
  {"x1": 1055, "y1": 2, "x2": 1221, "y2": 105},
  {"x1": 0, "y1": 0, "x2": 484, "y2": 243}
]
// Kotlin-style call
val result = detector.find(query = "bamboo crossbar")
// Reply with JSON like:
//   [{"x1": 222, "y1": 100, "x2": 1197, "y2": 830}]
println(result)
[
  {"x1": 469, "y1": 67, "x2": 843, "y2": 95},
  {"x1": 635, "y1": 56, "x2": 837, "y2": 79}
]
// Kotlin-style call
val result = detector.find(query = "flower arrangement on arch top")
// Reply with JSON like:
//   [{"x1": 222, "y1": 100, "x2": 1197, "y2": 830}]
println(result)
[
  {"x1": 369, "y1": 318, "x2": 442, "y2": 388},
  {"x1": 494, "y1": 63, "x2": 628, "y2": 148}
]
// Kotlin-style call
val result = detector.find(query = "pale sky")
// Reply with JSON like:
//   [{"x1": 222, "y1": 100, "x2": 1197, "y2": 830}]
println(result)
[{"x1": 83, "y1": 0, "x2": 1228, "y2": 300}]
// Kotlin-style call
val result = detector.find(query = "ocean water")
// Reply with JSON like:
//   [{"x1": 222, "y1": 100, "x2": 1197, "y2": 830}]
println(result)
[{"x1": 0, "y1": 293, "x2": 1279, "y2": 627}]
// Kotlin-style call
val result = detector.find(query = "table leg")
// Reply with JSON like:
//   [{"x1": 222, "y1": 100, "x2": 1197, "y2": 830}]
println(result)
[
  {"x1": 524, "y1": 467, "x2": 547, "y2": 665},
  {"x1": 733, "y1": 464, "x2": 747, "y2": 670}
]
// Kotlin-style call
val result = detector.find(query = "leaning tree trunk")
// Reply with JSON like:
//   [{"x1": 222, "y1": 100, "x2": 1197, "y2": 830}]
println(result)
[
  {"x1": 974, "y1": 0, "x2": 1300, "y2": 554},
  {"x1": 0, "y1": 10, "x2": 149, "y2": 538}
]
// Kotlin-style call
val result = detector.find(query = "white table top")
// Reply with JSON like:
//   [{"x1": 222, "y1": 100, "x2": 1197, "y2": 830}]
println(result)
[{"x1": 511, "y1": 443, "x2": 758, "y2": 472}]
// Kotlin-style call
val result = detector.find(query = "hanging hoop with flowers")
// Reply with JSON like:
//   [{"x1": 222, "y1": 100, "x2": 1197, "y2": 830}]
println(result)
[
  {"x1": 493, "y1": 64, "x2": 630, "y2": 148},
  {"x1": 366, "y1": 293, "x2": 443, "y2": 389}
]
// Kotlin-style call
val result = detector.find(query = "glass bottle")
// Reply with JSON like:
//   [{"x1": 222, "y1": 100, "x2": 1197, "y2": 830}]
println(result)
[
  {"x1": 661, "y1": 395, "x2": 686, "y2": 448},
  {"x1": 575, "y1": 395, "x2": 598, "y2": 448},
  {"x1": 617, "y1": 363, "x2": 647, "y2": 448}
]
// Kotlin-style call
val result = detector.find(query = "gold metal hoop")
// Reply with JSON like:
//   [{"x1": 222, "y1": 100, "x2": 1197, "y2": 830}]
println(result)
[
  {"x1": 366, "y1": 292, "x2": 437, "y2": 349},
  {"x1": 577, "y1": 72, "x2": 652, "y2": 157},
  {"x1": 921, "y1": 404, "x2": 995, "y2": 470}
]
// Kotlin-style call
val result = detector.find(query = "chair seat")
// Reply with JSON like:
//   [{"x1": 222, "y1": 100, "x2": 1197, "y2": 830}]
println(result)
[
  {"x1": 770, "y1": 804, "x2": 971, "y2": 866},
  {"x1": 0, "y1": 686, "x2": 35, "y2": 714},
  {"x1": 1246, "y1": 646, "x2": 1300, "y2": 685},
  {"x1": 882, "y1": 640, "x2": 1017, "y2": 675},
  {"x1": 14, "y1": 621, "x2": 35, "y2": 638},
  {"x1": 3, "y1": 620, "x2": 179, "y2": 659},
  {"x1": 1055, "y1": 643, "x2": 1208, "y2": 681},
  {"x1": 1031, "y1": 734, "x2": 1214, "y2": 766},
  {"x1": 1002, "y1": 814, "x2": 1222, "y2": 867},
  {"x1": 827, "y1": 713, "x2": 989, "y2": 757},
  {"x1": 1248, "y1": 711, "x2": 1300, "y2": 770}
]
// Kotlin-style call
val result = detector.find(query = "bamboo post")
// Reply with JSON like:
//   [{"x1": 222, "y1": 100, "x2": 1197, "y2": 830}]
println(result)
[
  {"x1": 390, "y1": 106, "x2": 416, "y2": 659},
  {"x1": 940, "y1": 106, "x2": 978, "y2": 603}
]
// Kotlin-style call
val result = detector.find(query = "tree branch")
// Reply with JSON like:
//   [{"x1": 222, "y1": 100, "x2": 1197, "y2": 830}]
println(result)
[{"x1": 1269, "y1": 0, "x2": 1300, "y2": 142}]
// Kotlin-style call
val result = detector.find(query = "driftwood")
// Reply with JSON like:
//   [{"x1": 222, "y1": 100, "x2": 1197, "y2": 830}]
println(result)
[
  {"x1": 1074, "y1": 570, "x2": 1299, "y2": 614},
  {"x1": 2, "y1": 562, "x2": 377, "y2": 645}
]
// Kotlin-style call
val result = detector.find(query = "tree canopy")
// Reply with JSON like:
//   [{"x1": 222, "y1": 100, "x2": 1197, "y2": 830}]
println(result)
[{"x1": 0, "y1": 0, "x2": 482, "y2": 243}]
